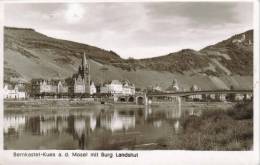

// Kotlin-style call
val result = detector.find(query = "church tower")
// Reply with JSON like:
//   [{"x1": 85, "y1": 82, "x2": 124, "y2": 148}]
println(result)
[{"x1": 81, "y1": 52, "x2": 90, "y2": 94}]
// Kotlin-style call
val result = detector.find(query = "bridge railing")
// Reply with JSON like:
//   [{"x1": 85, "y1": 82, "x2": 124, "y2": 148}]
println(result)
[{"x1": 147, "y1": 89, "x2": 253, "y2": 97}]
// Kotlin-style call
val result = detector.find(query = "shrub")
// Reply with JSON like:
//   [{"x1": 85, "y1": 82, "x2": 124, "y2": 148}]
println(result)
[
  {"x1": 174, "y1": 101, "x2": 253, "y2": 150},
  {"x1": 227, "y1": 101, "x2": 253, "y2": 120}
]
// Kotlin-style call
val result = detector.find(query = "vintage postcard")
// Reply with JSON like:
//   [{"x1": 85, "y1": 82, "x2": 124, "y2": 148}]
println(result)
[{"x1": 0, "y1": 0, "x2": 259, "y2": 165}]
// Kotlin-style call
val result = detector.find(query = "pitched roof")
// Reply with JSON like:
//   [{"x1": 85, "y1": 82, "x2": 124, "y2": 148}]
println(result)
[
  {"x1": 15, "y1": 85, "x2": 26, "y2": 92},
  {"x1": 166, "y1": 85, "x2": 179, "y2": 92},
  {"x1": 111, "y1": 80, "x2": 122, "y2": 85},
  {"x1": 4, "y1": 84, "x2": 13, "y2": 90}
]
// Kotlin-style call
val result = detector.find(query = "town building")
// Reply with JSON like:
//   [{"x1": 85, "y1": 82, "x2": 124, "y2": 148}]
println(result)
[
  {"x1": 90, "y1": 81, "x2": 97, "y2": 95},
  {"x1": 209, "y1": 94, "x2": 216, "y2": 100},
  {"x1": 31, "y1": 79, "x2": 68, "y2": 96},
  {"x1": 3, "y1": 83, "x2": 26, "y2": 99},
  {"x1": 153, "y1": 85, "x2": 163, "y2": 92},
  {"x1": 166, "y1": 79, "x2": 179, "y2": 92},
  {"x1": 40, "y1": 80, "x2": 57, "y2": 93},
  {"x1": 122, "y1": 80, "x2": 135, "y2": 95},
  {"x1": 187, "y1": 94, "x2": 202, "y2": 101},
  {"x1": 100, "y1": 84, "x2": 109, "y2": 94},
  {"x1": 164, "y1": 79, "x2": 180, "y2": 102},
  {"x1": 188, "y1": 84, "x2": 202, "y2": 101},
  {"x1": 57, "y1": 81, "x2": 68, "y2": 94},
  {"x1": 215, "y1": 94, "x2": 227, "y2": 102},
  {"x1": 146, "y1": 84, "x2": 162, "y2": 93},
  {"x1": 74, "y1": 76, "x2": 85, "y2": 94},
  {"x1": 30, "y1": 53, "x2": 92, "y2": 97},
  {"x1": 235, "y1": 94, "x2": 244, "y2": 101},
  {"x1": 245, "y1": 93, "x2": 253, "y2": 100},
  {"x1": 190, "y1": 84, "x2": 200, "y2": 91},
  {"x1": 109, "y1": 80, "x2": 123, "y2": 94},
  {"x1": 100, "y1": 80, "x2": 135, "y2": 96}
]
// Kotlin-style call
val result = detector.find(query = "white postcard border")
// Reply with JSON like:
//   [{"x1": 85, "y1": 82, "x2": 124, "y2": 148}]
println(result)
[{"x1": 0, "y1": 0, "x2": 259, "y2": 165}]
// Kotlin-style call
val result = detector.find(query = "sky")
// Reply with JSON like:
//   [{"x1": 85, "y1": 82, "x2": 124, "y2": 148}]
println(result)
[{"x1": 4, "y1": 2, "x2": 253, "y2": 59}]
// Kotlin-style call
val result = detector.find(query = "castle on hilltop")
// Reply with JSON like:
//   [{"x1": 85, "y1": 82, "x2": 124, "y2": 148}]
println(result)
[{"x1": 232, "y1": 34, "x2": 252, "y2": 45}]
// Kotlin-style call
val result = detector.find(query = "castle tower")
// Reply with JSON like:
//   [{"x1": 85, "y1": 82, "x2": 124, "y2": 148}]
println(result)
[{"x1": 81, "y1": 52, "x2": 90, "y2": 94}]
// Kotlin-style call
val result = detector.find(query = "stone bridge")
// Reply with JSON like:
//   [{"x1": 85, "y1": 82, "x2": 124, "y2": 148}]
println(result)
[
  {"x1": 147, "y1": 90, "x2": 253, "y2": 97},
  {"x1": 117, "y1": 92, "x2": 148, "y2": 105},
  {"x1": 116, "y1": 90, "x2": 253, "y2": 105}
]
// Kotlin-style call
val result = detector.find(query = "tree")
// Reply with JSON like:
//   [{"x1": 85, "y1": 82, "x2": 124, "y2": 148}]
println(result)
[{"x1": 127, "y1": 57, "x2": 135, "y2": 63}]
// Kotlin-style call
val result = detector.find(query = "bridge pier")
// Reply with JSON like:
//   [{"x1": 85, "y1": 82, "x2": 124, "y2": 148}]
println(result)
[
  {"x1": 134, "y1": 93, "x2": 148, "y2": 105},
  {"x1": 178, "y1": 96, "x2": 181, "y2": 117},
  {"x1": 144, "y1": 94, "x2": 148, "y2": 105}
]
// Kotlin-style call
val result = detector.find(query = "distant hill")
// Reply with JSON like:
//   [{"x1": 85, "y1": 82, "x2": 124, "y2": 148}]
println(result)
[
  {"x1": 201, "y1": 30, "x2": 253, "y2": 76},
  {"x1": 4, "y1": 27, "x2": 253, "y2": 90}
]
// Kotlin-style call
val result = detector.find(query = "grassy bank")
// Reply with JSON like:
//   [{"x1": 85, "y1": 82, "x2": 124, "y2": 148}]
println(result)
[
  {"x1": 4, "y1": 99, "x2": 146, "y2": 111},
  {"x1": 4, "y1": 99, "x2": 98, "y2": 109},
  {"x1": 167, "y1": 101, "x2": 253, "y2": 150}
]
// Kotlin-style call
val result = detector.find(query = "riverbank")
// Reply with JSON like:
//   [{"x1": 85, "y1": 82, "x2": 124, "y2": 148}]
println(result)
[
  {"x1": 4, "y1": 99, "x2": 145, "y2": 111},
  {"x1": 160, "y1": 101, "x2": 253, "y2": 150},
  {"x1": 4, "y1": 99, "x2": 235, "y2": 112}
]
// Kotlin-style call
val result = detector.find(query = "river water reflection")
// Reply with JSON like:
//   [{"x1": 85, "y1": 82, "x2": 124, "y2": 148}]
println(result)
[{"x1": 4, "y1": 104, "x2": 202, "y2": 150}]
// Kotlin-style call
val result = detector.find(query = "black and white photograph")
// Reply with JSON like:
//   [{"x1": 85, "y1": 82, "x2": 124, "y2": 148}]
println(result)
[{"x1": 1, "y1": 0, "x2": 257, "y2": 155}]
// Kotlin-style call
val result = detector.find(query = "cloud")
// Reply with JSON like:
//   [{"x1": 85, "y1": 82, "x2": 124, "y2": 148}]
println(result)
[
  {"x1": 4, "y1": 2, "x2": 253, "y2": 59},
  {"x1": 65, "y1": 3, "x2": 85, "y2": 24},
  {"x1": 145, "y1": 2, "x2": 251, "y2": 26}
]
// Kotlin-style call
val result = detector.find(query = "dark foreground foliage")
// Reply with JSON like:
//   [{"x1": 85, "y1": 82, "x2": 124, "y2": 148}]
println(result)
[{"x1": 168, "y1": 101, "x2": 253, "y2": 150}]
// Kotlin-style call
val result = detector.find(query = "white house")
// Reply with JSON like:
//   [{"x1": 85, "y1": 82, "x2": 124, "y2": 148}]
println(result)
[
  {"x1": 235, "y1": 94, "x2": 244, "y2": 101},
  {"x1": 3, "y1": 84, "x2": 26, "y2": 99},
  {"x1": 57, "y1": 81, "x2": 68, "y2": 94},
  {"x1": 109, "y1": 80, "x2": 123, "y2": 94},
  {"x1": 209, "y1": 94, "x2": 216, "y2": 100},
  {"x1": 153, "y1": 85, "x2": 163, "y2": 92},
  {"x1": 188, "y1": 94, "x2": 203, "y2": 101},
  {"x1": 190, "y1": 84, "x2": 200, "y2": 91},
  {"x1": 245, "y1": 93, "x2": 253, "y2": 100},
  {"x1": 90, "y1": 81, "x2": 97, "y2": 95},
  {"x1": 100, "y1": 80, "x2": 135, "y2": 96},
  {"x1": 216, "y1": 94, "x2": 227, "y2": 102},
  {"x1": 40, "y1": 80, "x2": 57, "y2": 93},
  {"x1": 122, "y1": 81, "x2": 135, "y2": 95},
  {"x1": 74, "y1": 77, "x2": 85, "y2": 94}
]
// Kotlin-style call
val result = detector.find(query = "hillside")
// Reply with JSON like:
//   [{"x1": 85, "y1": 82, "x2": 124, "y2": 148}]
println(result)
[
  {"x1": 4, "y1": 27, "x2": 123, "y2": 81},
  {"x1": 138, "y1": 30, "x2": 253, "y2": 76},
  {"x1": 201, "y1": 30, "x2": 253, "y2": 76},
  {"x1": 4, "y1": 27, "x2": 253, "y2": 90}
]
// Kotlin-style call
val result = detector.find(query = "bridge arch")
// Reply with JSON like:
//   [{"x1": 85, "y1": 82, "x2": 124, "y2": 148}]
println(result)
[
  {"x1": 128, "y1": 96, "x2": 135, "y2": 103},
  {"x1": 119, "y1": 97, "x2": 127, "y2": 102},
  {"x1": 136, "y1": 96, "x2": 144, "y2": 105}
]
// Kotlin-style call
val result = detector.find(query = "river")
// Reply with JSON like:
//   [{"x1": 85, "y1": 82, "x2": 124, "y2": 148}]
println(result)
[{"x1": 4, "y1": 102, "x2": 234, "y2": 150}]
